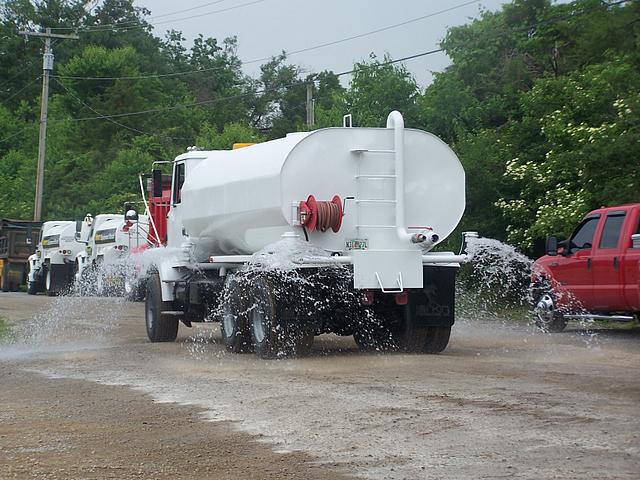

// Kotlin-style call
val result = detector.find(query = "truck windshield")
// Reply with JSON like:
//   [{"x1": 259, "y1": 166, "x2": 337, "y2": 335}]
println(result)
[
  {"x1": 599, "y1": 213, "x2": 626, "y2": 249},
  {"x1": 570, "y1": 216, "x2": 599, "y2": 254}
]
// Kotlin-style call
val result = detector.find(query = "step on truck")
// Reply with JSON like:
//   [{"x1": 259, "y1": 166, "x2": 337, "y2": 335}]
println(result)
[
  {"x1": 532, "y1": 203, "x2": 640, "y2": 331},
  {"x1": 143, "y1": 111, "x2": 476, "y2": 358},
  {"x1": 0, "y1": 219, "x2": 41, "y2": 292},
  {"x1": 28, "y1": 216, "x2": 93, "y2": 296}
]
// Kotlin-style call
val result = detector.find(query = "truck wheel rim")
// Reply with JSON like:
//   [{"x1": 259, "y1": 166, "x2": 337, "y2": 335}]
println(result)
[
  {"x1": 252, "y1": 307, "x2": 266, "y2": 344},
  {"x1": 45, "y1": 269, "x2": 51, "y2": 290},
  {"x1": 146, "y1": 298, "x2": 156, "y2": 330},
  {"x1": 222, "y1": 302, "x2": 236, "y2": 338},
  {"x1": 535, "y1": 294, "x2": 555, "y2": 325}
]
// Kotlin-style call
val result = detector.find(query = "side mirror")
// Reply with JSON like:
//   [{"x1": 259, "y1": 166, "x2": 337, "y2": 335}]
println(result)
[
  {"x1": 75, "y1": 231, "x2": 81, "y2": 241},
  {"x1": 75, "y1": 219, "x2": 82, "y2": 234},
  {"x1": 125, "y1": 209, "x2": 139, "y2": 222},
  {"x1": 545, "y1": 236, "x2": 558, "y2": 256},
  {"x1": 152, "y1": 169, "x2": 163, "y2": 198}
]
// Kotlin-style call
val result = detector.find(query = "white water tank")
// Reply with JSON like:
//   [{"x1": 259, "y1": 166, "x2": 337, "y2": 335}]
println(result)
[{"x1": 179, "y1": 120, "x2": 465, "y2": 261}]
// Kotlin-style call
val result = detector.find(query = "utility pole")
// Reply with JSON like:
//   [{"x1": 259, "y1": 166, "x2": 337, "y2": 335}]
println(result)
[
  {"x1": 306, "y1": 83, "x2": 315, "y2": 127},
  {"x1": 18, "y1": 28, "x2": 78, "y2": 221}
]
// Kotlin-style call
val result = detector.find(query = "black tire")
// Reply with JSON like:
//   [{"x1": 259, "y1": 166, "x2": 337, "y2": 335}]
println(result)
[
  {"x1": 248, "y1": 275, "x2": 313, "y2": 359},
  {"x1": 220, "y1": 274, "x2": 253, "y2": 353},
  {"x1": 355, "y1": 305, "x2": 451, "y2": 354},
  {"x1": 145, "y1": 272, "x2": 179, "y2": 342},
  {"x1": 45, "y1": 267, "x2": 56, "y2": 296},
  {"x1": 27, "y1": 282, "x2": 38, "y2": 295},
  {"x1": 353, "y1": 319, "x2": 396, "y2": 352},
  {"x1": 422, "y1": 326, "x2": 452, "y2": 354},
  {"x1": 249, "y1": 276, "x2": 284, "y2": 358}
]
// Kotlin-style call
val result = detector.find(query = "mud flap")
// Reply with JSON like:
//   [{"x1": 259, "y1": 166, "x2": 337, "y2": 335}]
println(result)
[{"x1": 407, "y1": 266, "x2": 457, "y2": 327}]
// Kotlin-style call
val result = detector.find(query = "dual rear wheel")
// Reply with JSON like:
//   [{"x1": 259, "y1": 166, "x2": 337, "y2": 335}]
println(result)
[
  {"x1": 220, "y1": 274, "x2": 314, "y2": 358},
  {"x1": 353, "y1": 309, "x2": 451, "y2": 354}
]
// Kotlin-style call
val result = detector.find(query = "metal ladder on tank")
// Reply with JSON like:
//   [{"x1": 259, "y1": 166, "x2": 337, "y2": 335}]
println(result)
[{"x1": 351, "y1": 148, "x2": 397, "y2": 234}]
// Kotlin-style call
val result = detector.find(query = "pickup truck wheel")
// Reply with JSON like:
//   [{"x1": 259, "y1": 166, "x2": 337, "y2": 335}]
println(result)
[
  {"x1": 145, "y1": 272, "x2": 178, "y2": 342},
  {"x1": 220, "y1": 275, "x2": 253, "y2": 353},
  {"x1": 534, "y1": 292, "x2": 567, "y2": 333}
]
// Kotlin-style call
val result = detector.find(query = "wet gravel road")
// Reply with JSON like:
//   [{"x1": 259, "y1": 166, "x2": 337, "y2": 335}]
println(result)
[{"x1": 1, "y1": 292, "x2": 639, "y2": 479}]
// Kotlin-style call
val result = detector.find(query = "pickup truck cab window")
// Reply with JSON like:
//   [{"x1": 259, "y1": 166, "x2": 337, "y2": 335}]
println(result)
[
  {"x1": 569, "y1": 216, "x2": 599, "y2": 254},
  {"x1": 599, "y1": 212, "x2": 626, "y2": 249}
]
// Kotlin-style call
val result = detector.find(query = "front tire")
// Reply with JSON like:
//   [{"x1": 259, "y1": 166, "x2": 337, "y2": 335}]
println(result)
[
  {"x1": 145, "y1": 272, "x2": 178, "y2": 342},
  {"x1": 45, "y1": 267, "x2": 56, "y2": 297},
  {"x1": 534, "y1": 292, "x2": 567, "y2": 332}
]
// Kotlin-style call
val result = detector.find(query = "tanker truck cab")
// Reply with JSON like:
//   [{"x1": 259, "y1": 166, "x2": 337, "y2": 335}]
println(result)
[
  {"x1": 166, "y1": 152, "x2": 206, "y2": 249},
  {"x1": 28, "y1": 220, "x2": 67, "y2": 295},
  {"x1": 532, "y1": 203, "x2": 640, "y2": 331},
  {"x1": 146, "y1": 111, "x2": 476, "y2": 358}
]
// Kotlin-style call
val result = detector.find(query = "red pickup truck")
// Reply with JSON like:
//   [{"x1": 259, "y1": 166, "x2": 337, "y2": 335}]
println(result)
[{"x1": 531, "y1": 203, "x2": 640, "y2": 331}]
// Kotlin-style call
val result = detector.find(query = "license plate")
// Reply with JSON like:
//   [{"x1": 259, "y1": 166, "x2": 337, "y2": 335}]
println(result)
[{"x1": 346, "y1": 239, "x2": 368, "y2": 250}]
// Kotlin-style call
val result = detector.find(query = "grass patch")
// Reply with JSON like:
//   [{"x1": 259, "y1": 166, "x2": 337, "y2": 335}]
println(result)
[{"x1": 0, "y1": 315, "x2": 13, "y2": 342}]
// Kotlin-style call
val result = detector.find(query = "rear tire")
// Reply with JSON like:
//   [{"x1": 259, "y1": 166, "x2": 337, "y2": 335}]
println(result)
[
  {"x1": 220, "y1": 274, "x2": 253, "y2": 353},
  {"x1": 249, "y1": 276, "x2": 283, "y2": 359},
  {"x1": 422, "y1": 326, "x2": 451, "y2": 353},
  {"x1": 145, "y1": 272, "x2": 178, "y2": 342}
]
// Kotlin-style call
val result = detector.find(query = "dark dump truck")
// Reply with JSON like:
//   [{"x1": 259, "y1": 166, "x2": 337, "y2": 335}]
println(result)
[{"x1": 0, "y1": 218, "x2": 42, "y2": 292}]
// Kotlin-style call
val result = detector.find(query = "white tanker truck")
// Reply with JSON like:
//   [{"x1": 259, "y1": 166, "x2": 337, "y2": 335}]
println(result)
[
  {"x1": 75, "y1": 213, "x2": 149, "y2": 295},
  {"x1": 144, "y1": 111, "x2": 476, "y2": 358},
  {"x1": 27, "y1": 218, "x2": 92, "y2": 295}
]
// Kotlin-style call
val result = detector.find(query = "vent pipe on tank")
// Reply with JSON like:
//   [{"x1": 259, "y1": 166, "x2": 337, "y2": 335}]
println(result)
[{"x1": 387, "y1": 111, "x2": 413, "y2": 244}]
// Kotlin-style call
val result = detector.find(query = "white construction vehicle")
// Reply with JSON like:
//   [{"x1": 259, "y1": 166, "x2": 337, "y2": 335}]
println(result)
[
  {"x1": 27, "y1": 216, "x2": 92, "y2": 296},
  {"x1": 75, "y1": 213, "x2": 149, "y2": 296},
  {"x1": 143, "y1": 111, "x2": 476, "y2": 358}
]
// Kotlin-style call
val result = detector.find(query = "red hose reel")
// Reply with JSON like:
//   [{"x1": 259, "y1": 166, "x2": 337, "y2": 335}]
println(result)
[{"x1": 299, "y1": 194, "x2": 343, "y2": 233}]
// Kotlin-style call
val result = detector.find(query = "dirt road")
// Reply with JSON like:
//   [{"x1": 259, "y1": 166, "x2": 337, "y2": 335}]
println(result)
[{"x1": 1, "y1": 292, "x2": 639, "y2": 479}]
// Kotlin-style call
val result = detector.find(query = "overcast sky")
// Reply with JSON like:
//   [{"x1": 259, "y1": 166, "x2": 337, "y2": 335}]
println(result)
[{"x1": 134, "y1": 0, "x2": 511, "y2": 87}]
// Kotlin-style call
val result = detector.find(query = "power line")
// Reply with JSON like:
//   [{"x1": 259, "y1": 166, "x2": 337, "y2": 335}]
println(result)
[
  {"x1": 49, "y1": 0, "x2": 230, "y2": 31},
  {"x1": 52, "y1": 47, "x2": 441, "y2": 125},
  {"x1": 0, "y1": 61, "x2": 38, "y2": 92},
  {"x1": 0, "y1": 123, "x2": 38, "y2": 145},
  {"x1": 61, "y1": 0, "x2": 266, "y2": 34},
  {"x1": 12, "y1": 0, "x2": 632, "y2": 137},
  {"x1": 53, "y1": 0, "x2": 480, "y2": 81},
  {"x1": 52, "y1": 77, "x2": 193, "y2": 141},
  {"x1": 1, "y1": 75, "x2": 42, "y2": 103}
]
